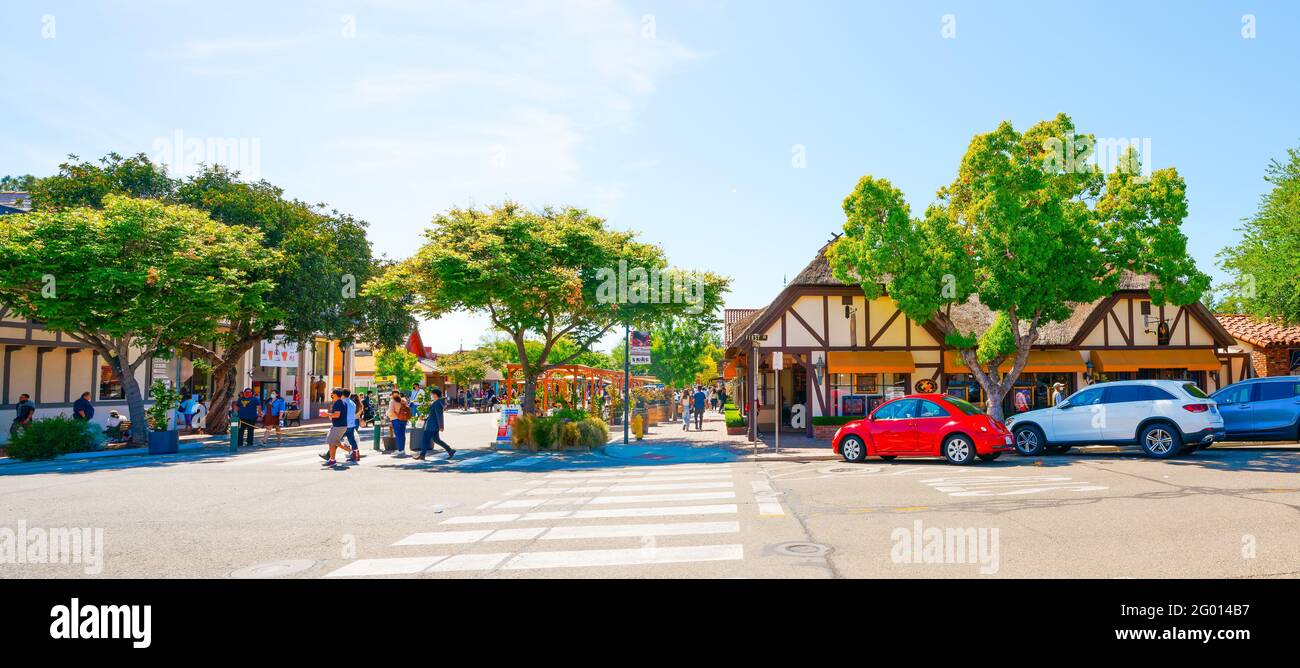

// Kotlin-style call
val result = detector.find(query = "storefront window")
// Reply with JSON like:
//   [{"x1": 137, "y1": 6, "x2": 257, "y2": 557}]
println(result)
[{"x1": 99, "y1": 364, "x2": 124, "y2": 400}]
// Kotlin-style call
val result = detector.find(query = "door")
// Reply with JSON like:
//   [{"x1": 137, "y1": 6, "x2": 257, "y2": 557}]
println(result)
[
  {"x1": 1100, "y1": 385, "x2": 1167, "y2": 441},
  {"x1": 1052, "y1": 386, "x2": 1106, "y2": 443},
  {"x1": 1213, "y1": 383, "x2": 1255, "y2": 437},
  {"x1": 870, "y1": 399, "x2": 918, "y2": 454},
  {"x1": 911, "y1": 399, "x2": 952, "y2": 455},
  {"x1": 1251, "y1": 380, "x2": 1300, "y2": 437}
]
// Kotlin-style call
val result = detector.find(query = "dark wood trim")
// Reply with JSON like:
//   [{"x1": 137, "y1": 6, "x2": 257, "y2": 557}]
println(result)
[
  {"x1": 1077, "y1": 344, "x2": 1218, "y2": 350},
  {"x1": 2, "y1": 345, "x2": 19, "y2": 405},
  {"x1": 35, "y1": 346, "x2": 55, "y2": 404},
  {"x1": 786, "y1": 306, "x2": 826, "y2": 347},
  {"x1": 1168, "y1": 306, "x2": 1185, "y2": 338},
  {"x1": 822, "y1": 296, "x2": 830, "y2": 347},
  {"x1": 1184, "y1": 307, "x2": 1190, "y2": 345},
  {"x1": 90, "y1": 352, "x2": 98, "y2": 402},
  {"x1": 1108, "y1": 310, "x2": 1132, "y2": 346},
  {"x1": 1128, "y1": 298, "x2": 1135, "y2": 347},
  {"x1": 905, "y1": 317, "x2": 911, "y2": 347},
  {"x1": 869, "y1": 308, "x2": 904, "y2": 347},
  {"x1": 64, "y1": 349, "x2": 76, "y2": 403}
]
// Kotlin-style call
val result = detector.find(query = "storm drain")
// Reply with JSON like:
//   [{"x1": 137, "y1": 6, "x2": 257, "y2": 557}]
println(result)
[
  {"x1": 773, "y1": 542, "x2": 832, "y2": 558},
  {"x1": 229, "y1": 559, "x2": 318, "y2": 579}
]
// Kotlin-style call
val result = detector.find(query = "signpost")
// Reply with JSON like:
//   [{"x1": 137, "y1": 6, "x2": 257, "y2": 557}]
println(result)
[
  {"x1": 771, "y1": 350, "x2": 783, "y2": 454},
  {"x1": 750, "y1": 333, "x2": 766, "y2": 451}
]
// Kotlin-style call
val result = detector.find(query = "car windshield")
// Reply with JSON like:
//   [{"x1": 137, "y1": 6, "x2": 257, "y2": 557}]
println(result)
[
  {"x1": 945, "y1": 397, "x2": 984, "y2": 415},
  {"x1": 1182, "y1": 383, "x2": 1209, "y2": 399}
]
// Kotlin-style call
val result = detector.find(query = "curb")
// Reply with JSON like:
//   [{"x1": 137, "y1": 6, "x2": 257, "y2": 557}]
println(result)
[{"x1": 0, "y1": 440, "x2": 211, "y2": 466}]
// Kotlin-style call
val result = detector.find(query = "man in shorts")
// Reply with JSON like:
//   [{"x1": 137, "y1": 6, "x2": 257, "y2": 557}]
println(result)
[{"x1": 319, "y1": 389, "x2": 353, "y2": 467}]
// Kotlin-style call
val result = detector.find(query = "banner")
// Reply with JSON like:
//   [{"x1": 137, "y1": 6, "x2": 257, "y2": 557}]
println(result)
[
  {"x1": 260, "y1": 336, "x2": 300, "y2": 368},
  {"x1": 496, "y1": 405, "x2": 522, "y2": 446},
  {"x1": 630, "y1": 330, "x2": 651, "y2": 365}
]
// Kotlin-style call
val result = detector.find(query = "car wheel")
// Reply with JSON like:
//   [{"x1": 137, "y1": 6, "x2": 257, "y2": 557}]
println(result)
[
  {"x1": 840, "y1": 435, "x2": 867, "y2": 463},
  {"x1": 1046, "y1": 443, "x2": 1072, "y2": 455},
  {"x1": 942, "y1": 434, "x2": 976, "y2": 465},
  {"x1": 1013, "y1": 425, "x2": 1046, "y2": 456},
  {"x1": 878, "y1": 455, "x2": 897, "y2": 461},
  {"x1": 1139, "y1": 423, "x2": 1183, "y2": 459},
  {"x1": 978, "y1": 453, "x2": 1001, "y2": 462}
]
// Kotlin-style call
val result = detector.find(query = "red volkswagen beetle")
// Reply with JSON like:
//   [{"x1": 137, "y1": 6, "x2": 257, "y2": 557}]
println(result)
[{"x1": 831, "y1": 394, "x2": 1014, "y2": 465}]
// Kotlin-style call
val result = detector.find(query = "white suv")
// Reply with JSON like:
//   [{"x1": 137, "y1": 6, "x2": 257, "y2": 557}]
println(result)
[{"x1": 1003, "y1": 380, "x2": 1225, "y2": 459}]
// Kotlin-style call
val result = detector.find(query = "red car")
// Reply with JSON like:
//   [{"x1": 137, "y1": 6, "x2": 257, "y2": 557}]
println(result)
[{"x1": 831, "y1": 394, "x2": 1014, "y2": 465}]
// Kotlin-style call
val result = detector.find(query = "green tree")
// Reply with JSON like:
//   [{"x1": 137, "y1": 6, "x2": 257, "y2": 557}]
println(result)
[
  {"x1": 375, "y1": 347, "x2": 424, "y2": 391},
  {"x1": 611, "y1": 318, "x2": 723, "y2": 388},
  {"x1": 1218, "y1": 145, "x2": 1300, "y2": 325},
  {"x1": 829, "y1": 114, "x2": 1208, "y2": 420},
  {"x1": 373, "y1": 202, "x2": 729, "y2": 415},
  {"x1": 0, "y1": 195, "x2": 273, "y2": 445},
  {"x1": 0, "y1": 174, "x2": 37, "y2": 193},
  {"x1": 437, "y1": 349, "x2": 493, "y2": 395},
  {"x1": 31, "y1": 154, "x2": 416, "y2": 433}
]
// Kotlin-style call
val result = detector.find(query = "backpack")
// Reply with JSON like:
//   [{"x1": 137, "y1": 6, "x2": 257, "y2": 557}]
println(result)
[{"x1": 396, "y1": 402, "x2": 412, "y2": 421}]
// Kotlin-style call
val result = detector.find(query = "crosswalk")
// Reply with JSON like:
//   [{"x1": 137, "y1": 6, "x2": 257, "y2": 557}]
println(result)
[{"x1": 324, "y1": 463, "x2": 780, "y2": 577}]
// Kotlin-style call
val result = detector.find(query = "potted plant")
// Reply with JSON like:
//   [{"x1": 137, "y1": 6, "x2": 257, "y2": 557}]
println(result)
[{"x1": 145, "y1": 380, "x2": 183, "y2": 454}]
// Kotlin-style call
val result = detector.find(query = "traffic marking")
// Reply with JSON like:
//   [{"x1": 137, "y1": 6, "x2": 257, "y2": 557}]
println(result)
[{"x1": 501, "y1": 544, "x2": 743, "y2": 570}]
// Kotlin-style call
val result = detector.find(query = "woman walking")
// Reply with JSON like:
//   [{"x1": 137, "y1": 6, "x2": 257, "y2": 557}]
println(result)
[{"x1": 388, "y1": 391, "x2": 409, "y2": 456}]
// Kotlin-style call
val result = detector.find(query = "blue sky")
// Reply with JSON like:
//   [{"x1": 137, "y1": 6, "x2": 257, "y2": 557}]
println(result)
[{"x1": 3, "y1": 1, "x2": 1297, "y2": 353}]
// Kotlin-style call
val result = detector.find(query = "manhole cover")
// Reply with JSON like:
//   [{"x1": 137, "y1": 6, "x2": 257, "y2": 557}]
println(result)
[
  {"x1": 817, "y1": 465, "x2": 881, "y2": 475},
  {"x1": 773, "y1": 542, "x2": 832, "y2": 558},
  {"x1": 229, "y1": 559, "x2": 317, "y2": 579}
]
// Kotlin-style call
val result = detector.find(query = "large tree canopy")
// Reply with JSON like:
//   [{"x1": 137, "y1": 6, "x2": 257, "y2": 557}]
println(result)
[
  {"x1": 612, "y1": 316, "x2": 723, "y2": 389},
  {"x1": 0, "y1": 195, "x2": 273, "y2": 444},
  {"x1": 28, "y1": 153, "x2": 416, "y2": 433},
  {"x1": 1218, "y1": 145, "x2": 1300, "y2": 325},
  {"x1": 829, "y1": 114, "x2": 1209, "y2": 419},
  {"x1": 373, "y1": 202, "x2": 729, "y2": 415}
]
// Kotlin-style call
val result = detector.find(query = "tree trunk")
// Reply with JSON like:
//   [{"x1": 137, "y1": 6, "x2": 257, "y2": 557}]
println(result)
[
  {"x1": 115, "y1": 358, "x2": 149, "y2": 447},
  {"x1": 205, "y1": 364, "x2": 238, "y2": 435},
  {"x1": 984, "y1": 385, "x2": 1008, "y2": 422},
  {"x1": 521, "y1": 372, "x2": 540, "y2": 416}
]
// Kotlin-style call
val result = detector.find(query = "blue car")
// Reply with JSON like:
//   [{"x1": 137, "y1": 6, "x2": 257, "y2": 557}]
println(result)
[{"x1": 1210, "y1": 377, "x2": 1300, "y2": 442}]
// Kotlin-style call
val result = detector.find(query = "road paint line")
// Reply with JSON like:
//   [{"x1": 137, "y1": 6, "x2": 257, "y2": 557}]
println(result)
[
  {"x1": 484, "y1": 527, "x2": 548, "y2": 542},
  {"x1": 587, "y1": 491, "x2": 736, "y2": 505},
  {"x1": 425, "y1": 553, "x2": 510, "y2": 572},
  {"x1": 447, "y1": 452, "x2": 506, "y2": 468},
  {"x1": 439, "y1": 504, "x2": 738, "y2": 524},
  {"x1": 494, "y1": 498, "x2": 552, "y2": 509},
  {"x1": 544, "y1": 467, "x2": 732, "y2": 480},
  {"x1": 751, "y1": 480, "x2": 786, "y2": 516},
  {"x1": 394, "y1": 530, "x2": 492, "y2": 546},
  {"x1": 505, "y1": 456, "x2": 544, "y2": 468},
  {"x1": 325, "y1": 556, "x2": 446, "y2": 577},
  {"x1": 541, "y1": 521, "x2": 739, "y2": 540},
  {"x1": 223, "y1": 449, "x2": 321, "y2": 466},
  {"x1": 502, "y1": 544, "x2": 744, "y2": 570}
]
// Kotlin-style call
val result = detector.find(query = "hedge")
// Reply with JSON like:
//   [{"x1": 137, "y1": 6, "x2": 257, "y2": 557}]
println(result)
[{"x1": 6, "y1": 415, "x2": 100, "y2": 461}]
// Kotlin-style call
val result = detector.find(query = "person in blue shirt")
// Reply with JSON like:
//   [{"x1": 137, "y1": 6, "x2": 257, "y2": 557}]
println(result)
[
  {"x1": 72, "y1": 392, "x2": 95, "y2": 421},
  {"x1": 262, "y1": 390, "x2": 286, "y2": 446},
  {"x1": 693, "y1": 385, "x2": 707, "y2": 430},
  {"x1": 234, "y1": 388, "x2": 262, "y2": 448},
  {"x1": 414, "y1": 388, "x2": 455, "y2": 461},
  {"x1": 408, "y1": 383, "x2": 422, "y2": 420},
  {"x1": 319, "y1": 389, "x2": 354, "y2": 467},
  {"x1": 342, "y1": 389, "x2": 362, "y2": 463},
  {"x1": 180, "y1": 394, "x2": 196, "y2": 429}
]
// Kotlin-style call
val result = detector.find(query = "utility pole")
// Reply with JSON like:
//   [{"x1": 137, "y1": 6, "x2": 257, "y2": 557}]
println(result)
[{"x1": 623, "y1": 322, "x2": 630, "y2": 444}]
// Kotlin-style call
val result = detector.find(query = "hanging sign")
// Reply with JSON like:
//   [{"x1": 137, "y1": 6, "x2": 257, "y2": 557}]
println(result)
[
  {"x1": 630, "y1": 331, "x2": 652, "y2": 365},
  {"x1": 260, "y1": 336, "x2": 300, "y2": 368}
]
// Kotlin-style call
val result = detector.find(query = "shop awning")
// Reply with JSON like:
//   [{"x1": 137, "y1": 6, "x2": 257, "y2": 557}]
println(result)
[
  {"x1": 722, "y1": 358, "x2": 738, "y2": 380},
  {"x1": 944, "y1": 350, "x2": 1087, "y2": 374},
  {"x1": 828, "y1": 351, "x2": 915, "y2": 374},
  {"x1": 1090, "y1": 348, "x2": 1220, "y2": 373}
]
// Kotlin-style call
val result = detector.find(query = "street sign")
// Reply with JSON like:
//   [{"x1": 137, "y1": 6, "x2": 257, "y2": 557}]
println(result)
[{"x1": 771, "y1": 351, "x2": 783, "y2": 370}]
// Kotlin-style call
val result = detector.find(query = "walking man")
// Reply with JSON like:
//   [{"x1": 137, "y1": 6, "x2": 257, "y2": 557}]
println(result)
[
  {"x1": 319, "y1": 389, "x2": 353, "y2": 467},
  {"x1": 414, "y1": 387, "x2": 455, "y2": 461},
  {"x1": 693, "y1": 385, "x2": 707, "y2": 430},
  {"x1": 342, "y1": 389, "x2": 362, "y2": 463},
  {"x1": 234, "y1": 388, "x2": 261, "y2": 448}
]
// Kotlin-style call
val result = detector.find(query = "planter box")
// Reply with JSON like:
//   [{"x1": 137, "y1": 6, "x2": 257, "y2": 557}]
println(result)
[
  {"x1": 813, "y1": 424, "x2": 840, "y2": 441},
  {"x1": 408, "y1": 427, "x2": 423, "y2": 453},
  {"x1": 147, "y1": 429, "x2": 180, "y2": 455},
  {"x1": 726, "y1": 426, "x2": 748, "y2": 436}
]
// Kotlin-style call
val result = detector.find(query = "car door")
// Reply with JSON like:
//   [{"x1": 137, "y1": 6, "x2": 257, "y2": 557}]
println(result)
[
  {"x1": 911, "y1": 399, "x2": 952, "y2": 455},
  {"x1": 1250, "y1": 381, "x2": 1300, "y2": 438},
  {"x1": 870, "y1": 399, "x2": 917, "y2": 454},
  {"x1": 1051, "y1": 387, "x2": 1106, "y2": 443},
  {"x1": 1103, "y1": 385, "x2": 1174, "y2": 441},
  {"x1": 1212, "y1": 383, "x2": 1255, "y2": 437}
]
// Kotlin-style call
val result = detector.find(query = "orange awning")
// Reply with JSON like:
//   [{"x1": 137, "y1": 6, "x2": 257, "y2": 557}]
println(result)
[
  {"x1": 944, "y1": 350, "x2": 1087, "y2": 374},
  {"x1": 722, "y1": 358, "x2": 738, "y2": 380},
  {"x1": 1090, "y1": 348, "x2": 1220, "y2": 373},
  {"x1": 828, "y1": 351, "x2": 915, "y2": 374}
]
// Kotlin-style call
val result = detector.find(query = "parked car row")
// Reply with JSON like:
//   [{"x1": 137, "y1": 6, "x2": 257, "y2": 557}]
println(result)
[{"x1": 832, "y1": 377, "x2": 1300, "y2": 465}]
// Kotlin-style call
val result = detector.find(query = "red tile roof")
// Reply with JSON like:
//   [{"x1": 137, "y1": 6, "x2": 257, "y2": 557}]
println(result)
[
  {"x1": 724, "y1": 308, "x2": 761, "y2": 346},
  {"x1": 1217, "y1": 314, "x2": 1300, "y2": 347}
]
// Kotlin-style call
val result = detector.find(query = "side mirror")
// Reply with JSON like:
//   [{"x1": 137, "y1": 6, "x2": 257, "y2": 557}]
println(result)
[{"x1": 1057, "y1": 401, "x2": 1071, "y2": 410}]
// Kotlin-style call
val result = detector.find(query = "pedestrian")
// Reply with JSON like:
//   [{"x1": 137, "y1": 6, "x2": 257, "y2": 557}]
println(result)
[
  {"x1": 414, "y1": 387, "x2": 455, "y2": 461},
  {"x1": 191, "y1": 398, "x2": 207, "y2": 433},
  {"x1": 1051, "y1": 383, "x2": 1066, "y2": 407},
  {"x1": 362, "y1": 391, "x2": 375, "y2": 426},
  {"x1": 387, "y1": 391, "x2": 410, "y2": 456},
  {"x1": 408, "y1": 382, "x2": 422, "y2": 421},
  {"x1": 342, "y1": 389, "x2": 362, "y2": 463},
  {"x1": 312, "y1": 376, "x2": 326, "y2": 404},
  {"x1": 716, "y1": 386, "x2": 727, "y2": 412},
  {"x1": 319, "y1": 389, "x2": 353, "y2": 467},
  {"x1": 693, "y1": 385, "x2": 707, "y2": 430},
  {"x1": 73, "y1": 391, "x2": 95, "y2": 421},
  {"x1": 10, "y1": 393, "x2": 36, "y2": 438},
  {"x1": 263, "y1": 390, "x2": 285, "y2": 446},
  {"x1": 710, "y1": 389, "x2": 719, "y2": 413},
  {"x1": 681, "y1": 390, "x2": 691, "y2": 431},
  {"x1": 234, "y1": 388, "x2": 261, "y2": 448},
  {"x1": 105, "y1": 410, "x2": 127, "y2": 442}
]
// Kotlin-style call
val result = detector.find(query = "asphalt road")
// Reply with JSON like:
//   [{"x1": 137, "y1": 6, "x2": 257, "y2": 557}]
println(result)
[{"x1": 2, "y1": 411, "x2": 1298, "y2": 579}]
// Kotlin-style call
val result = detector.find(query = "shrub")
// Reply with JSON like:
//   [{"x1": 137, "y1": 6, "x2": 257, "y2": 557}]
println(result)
[
  {"x1": 145, "y1": 380, "x2": 182, "y2": 432},
  {"x1": 724, "y1": 404, "x2": 746, "y2": 428},
  {"x1": 511, "y1": 415, "x2": 537, "y2": 451},
  {"x1": 530, "y1": 417, "x2": 554, "y2": 450},
  {"x1": 6, "y1": 415, "x2": 99, "y2": 461},
  {"x1": 811, "y1": 415, "x2": 863, "y2": 426},
  {"x1": 555, "y1": 421, "x2": 581, "y2": 449},
  {"x1": 576, "y1": 417, "x2": 609, "y2": 447}
]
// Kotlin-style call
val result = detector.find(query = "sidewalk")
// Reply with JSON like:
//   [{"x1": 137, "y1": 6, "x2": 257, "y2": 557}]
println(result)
[{"x1": 612, "y1": 411, "x2": 837, "y2": 461}]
